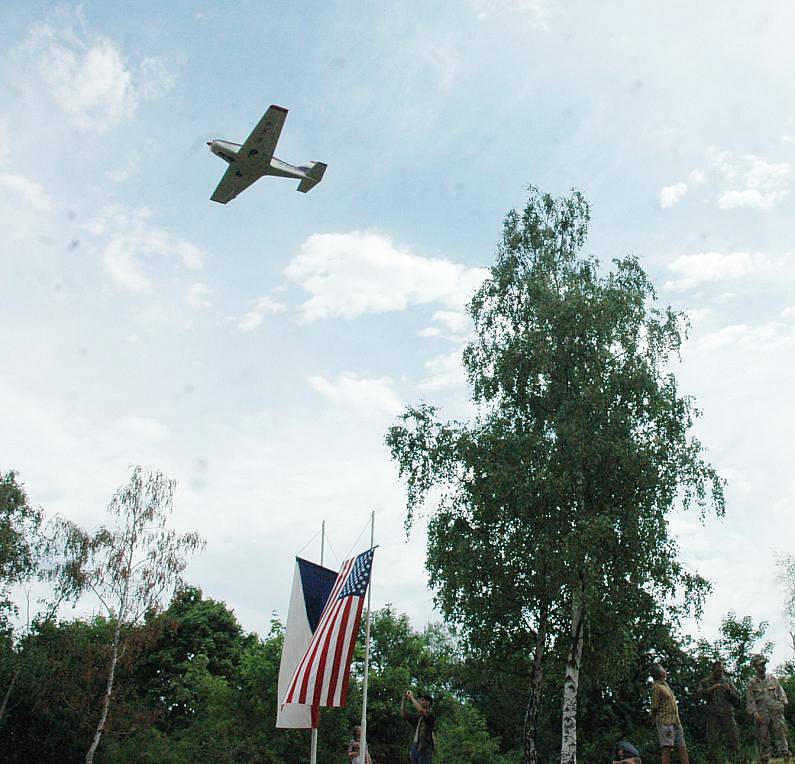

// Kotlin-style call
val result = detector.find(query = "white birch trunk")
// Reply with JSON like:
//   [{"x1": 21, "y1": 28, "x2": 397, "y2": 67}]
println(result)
[
  {"x1": 85, "y1": 621, "x2": 121, "y2": 764},
  {"x1": 560, "y1": 583, "x2": 584, "y2": 764},
  {"x1": 522, "y1": 606, "x2": 548, "y2": 764}
]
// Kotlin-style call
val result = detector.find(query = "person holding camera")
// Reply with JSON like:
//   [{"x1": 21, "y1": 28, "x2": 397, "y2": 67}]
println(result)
[{"x1": 401, "y1": 690, "x2": 436, "y2": 764}]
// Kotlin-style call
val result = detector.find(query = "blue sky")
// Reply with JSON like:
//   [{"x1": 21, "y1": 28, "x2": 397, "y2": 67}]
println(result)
[{"x1": 2, "y1": 1, "x2": 794, "y2": 667}]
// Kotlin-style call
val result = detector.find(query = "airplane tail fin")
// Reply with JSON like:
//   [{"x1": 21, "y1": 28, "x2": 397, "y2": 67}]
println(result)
[{"x1": 297, "y1": 162, "x2": 327, "y2": 193}]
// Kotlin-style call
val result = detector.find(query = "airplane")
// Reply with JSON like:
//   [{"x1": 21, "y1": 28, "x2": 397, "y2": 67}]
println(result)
[{"x1": 207, "y1": 105, "x2": 327, "y2": 204}]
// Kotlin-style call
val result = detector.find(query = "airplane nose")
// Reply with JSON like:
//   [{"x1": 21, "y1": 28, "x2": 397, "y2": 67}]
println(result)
[{"x1": 206, "y1": 141, "x2": 212, "y2": 147}]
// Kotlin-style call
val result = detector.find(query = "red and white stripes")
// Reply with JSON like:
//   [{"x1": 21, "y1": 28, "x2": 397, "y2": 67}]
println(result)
[{"x1": 282, "y1": 555, "x2": 366, "y2": 708}]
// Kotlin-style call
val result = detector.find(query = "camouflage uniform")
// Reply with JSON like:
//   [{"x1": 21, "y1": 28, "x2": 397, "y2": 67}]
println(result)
[
  {"x1": 696, "y1": 669, "x2": 740, "y2": 758},
  {"x1": 746, "y1": 655, "x2": 791, "y2": 763}
]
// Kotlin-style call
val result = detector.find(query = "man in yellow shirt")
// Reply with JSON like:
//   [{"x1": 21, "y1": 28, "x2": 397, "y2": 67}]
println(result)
[{"x1": 650, "y1": 663, "x2": 690, "y2": 764}]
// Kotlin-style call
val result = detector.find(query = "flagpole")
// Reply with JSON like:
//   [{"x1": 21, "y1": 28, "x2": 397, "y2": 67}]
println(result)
[
  {"x1": 359, "y1": 511, "x2": 375, "y2": 764},
  {"x1": 309, "y1": 521, "x2": 325, "y2": 764}
]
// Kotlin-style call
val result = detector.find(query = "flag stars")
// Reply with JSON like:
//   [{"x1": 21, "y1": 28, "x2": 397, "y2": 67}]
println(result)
[{"x1": 338, "y1": 548, "x2": 374, "y2": 599}]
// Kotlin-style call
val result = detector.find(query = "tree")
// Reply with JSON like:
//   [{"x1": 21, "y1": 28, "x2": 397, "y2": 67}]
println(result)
[
  {"x1": 0, "y1": 470, "x2": 80, "y2": 728},
  {"x1": 54, "y1": 466, "x2": 204, "y2": 763},
  {"x1": 0, "y1": 471, "x2": 42, "y2": 630},
  {"x1": 0, "y1": 615, "x2": 159, "y2": 764},
  {"x1": 347, "y1": 605, "x2": 507, "y2": 764},
  {"x1": 135, "y1": 586, "x2": 249, "y2": 731},
  {"x1": 695, "y1": 611, "x2": 772, "y2": 687},
  {"x1": 0, "y1": 470, "x2": 43, "y2": 726},
  {"x1": 387, "y1": 188, "x2": 724, "y2": 763}
]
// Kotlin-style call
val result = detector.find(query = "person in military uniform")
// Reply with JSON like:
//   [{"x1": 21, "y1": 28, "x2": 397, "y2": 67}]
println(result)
[
  {"x1": 746, "y1": 653, "x2": 791, "y2": 763},
  {"x1": 695, "y1": 659, "x2": 740, "y2": 761}
]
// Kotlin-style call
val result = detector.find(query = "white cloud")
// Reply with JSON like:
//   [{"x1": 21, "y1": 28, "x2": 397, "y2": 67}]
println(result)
[
  {"x1": 419, "y1": 348, "x2": 467, "y2": 390},
  {"x1": 660, "y1": 181, "x2": 688, "y2": 208},
  {"x1": 114, "y1": 415, "x2": 171, "y2": 442},
  {"x1": 23, "y1": 11, "x2": 174, "y2": 133},
  {"x1": 137, "y1": 57, "x2": 177, "y2": 99},
  {"x1": 665, "y1": 251, "x2": 772, "y2": 291},
  {"x1": 105, "y1": 152, "x2": 141, "y2": 182},
  {"x1": 0, "y1": 172, "x2": 54, "y2": 213},
  {"x1": 718, "y1": 188, "x2": 778, "y2": 210},
  {"x1": 686, "y1": 307, "x2": 712, "y2": 324},
  {"x1": 667, "y1": 150, "x2": 792, "y2": 211},
  {"x1": 0, "y1": 381, "x2": 178, "y2": 530},
  {"x1": 84, "y1": 206, "x2": 207, "y2": 292},
  {"x1": 188, "y1": 282, "x2": 212, "y2": 309},
  {"x1": 234, "y1": 295, "x2": 287, "y2": 332},
  {"x1": 419, "y1": 309, "x2": 472, "y2": 341},
  {"x1": 307, "y1": 372, "x2": 403, "y2": 417},
  {"x1": 103, "y1": 245, "x2": 149, "y2": 292},
  {"x1": 33, "y1": 35, "x2": 134, "y2": 133},
  {"x1": 697, "y1": 321, "x2": 795, "y2": 351},
  {"x1": 285, "y1": 231, "x2": 488, "y2": 322},
  {"x1": 468, "y1": 0, "x2": 551, "y2": 26},
  {"x1": 707, "y1": 148, "x2": 791, "y2": 210}
]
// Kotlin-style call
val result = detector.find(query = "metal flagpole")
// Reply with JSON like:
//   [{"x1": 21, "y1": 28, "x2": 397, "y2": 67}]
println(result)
[
  {"x1": 359, "y1": 511, "x2": 375, "y2": 764},
  {"x1": 309, "y1": 521, "x2": 325, "y2": 764}
]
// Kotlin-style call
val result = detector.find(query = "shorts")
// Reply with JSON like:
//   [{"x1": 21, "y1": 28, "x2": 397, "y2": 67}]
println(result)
[{"x1": 657, "y1": 722, "x2": 686, "y2": 748}]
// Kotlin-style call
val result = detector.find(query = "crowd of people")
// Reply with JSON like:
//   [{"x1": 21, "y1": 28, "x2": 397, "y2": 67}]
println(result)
[
  {"x1": 346, "y1": 654, "x2": 790, "y2": 764},
  {"x1": 612, "y1": 655, "x2": 791, "y2": 763}
]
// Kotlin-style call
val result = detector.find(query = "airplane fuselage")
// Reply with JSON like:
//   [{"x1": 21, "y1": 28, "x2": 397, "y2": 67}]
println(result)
[
  {"x1": 207, "y1": 105, "x2": 326, "y2": 202},
  {"x1": 207, "y1": 140, "x2": 313, "y2": 182}
]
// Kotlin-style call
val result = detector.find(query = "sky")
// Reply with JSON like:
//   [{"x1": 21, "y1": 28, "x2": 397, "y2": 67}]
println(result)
[{"x1": 1, "y1": 1, "x2": 794, "y2": 668}]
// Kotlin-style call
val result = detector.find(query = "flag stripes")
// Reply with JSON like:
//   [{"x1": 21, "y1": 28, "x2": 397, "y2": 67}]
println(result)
[
  {"x1": 282, "y1": 549, "x2": 374, "y2": 708},
  {"x1": 290, "y1": 557, "x2": 354, "y2": 704},
  {"x1": 275, "y1": 557, "x2": 337, "y2": 729}
]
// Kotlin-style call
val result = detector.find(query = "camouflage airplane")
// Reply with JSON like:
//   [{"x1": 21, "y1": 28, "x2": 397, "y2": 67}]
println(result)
[{"x1": 207, "y1": 105, "x2": 327, "y2": 203}]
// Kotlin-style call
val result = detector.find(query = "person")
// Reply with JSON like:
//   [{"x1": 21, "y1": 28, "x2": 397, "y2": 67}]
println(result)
[
  {"x1": 401, "y1": 689, "x2": 436, "y2": 764},
  {"x1": 347, "y1": 725, "x2": 372, "y2": 764},
  {"x1": 694, "y1": 659, "x2": 740, "y2": 761},
  {"x1": 746, "y1": 653, "x2": 791, "y2": 763},
  {"x1": 695, "y1": 660, "x2": 740, "y2": 762},
  {"x1": 611, "y1": 739, "x2": 642, "y2": 763},
  {"x1": 650, "y1": 663, "x2": 690, "y2": 764}
]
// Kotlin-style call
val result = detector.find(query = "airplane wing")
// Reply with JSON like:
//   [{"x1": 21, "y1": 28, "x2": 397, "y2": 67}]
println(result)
[
  {"x1": 210, "y1": 166, "x2": 260, "y2": 204},
  {"x1": 239, "y1": 105, "x2": 288, "y2": 162}
]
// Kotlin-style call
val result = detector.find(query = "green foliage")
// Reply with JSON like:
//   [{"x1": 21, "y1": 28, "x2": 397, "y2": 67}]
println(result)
[
  {"x1": 0, "y1": 470, "x2": 42, "y2": 628},
  {"x1": 434, "y1": 699, "x2": 509, "y2": 763},
  {"x1": 0, "y1": 615, "x2": 157, "y2": 763},
  {"x1": 695, "y1": 611, "x2": 773, "y2": 688},
  {"x1": 1, "y1": 581, "x2": 791, "y2": 763},
  {"x1": 386, "y1": 187, "x2": 725, "y2": 759},
  {"x1": 136, "y1": 586, "x2": 249, "y2": 730},
  {"x1": 50, "y1": 466, "x2": 206, "y2": 762}
]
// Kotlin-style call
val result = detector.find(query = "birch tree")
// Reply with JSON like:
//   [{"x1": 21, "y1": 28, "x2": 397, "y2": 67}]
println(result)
[
  {"x1": 387, "y1": 188, "x2": 724, "y2": 764},
  {"x1": 0, "y1": 471, "x2": 42, "y2": 727},
  {"x1": 0, "y1": 471, "x2": 80, "y2": 728},
  {"x1": 54, "y1": 466, "x2": 204, "y2": 764}
]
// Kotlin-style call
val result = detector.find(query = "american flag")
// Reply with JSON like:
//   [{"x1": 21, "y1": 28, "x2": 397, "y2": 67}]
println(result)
[{"x1": 282, "y1": 547, "x2": 375, "y2": 708}]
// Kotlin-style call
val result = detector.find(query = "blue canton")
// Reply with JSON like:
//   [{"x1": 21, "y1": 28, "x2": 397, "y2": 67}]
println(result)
[{"x1": 338, "y1": 548, "x2": 375, "y2": 599}]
